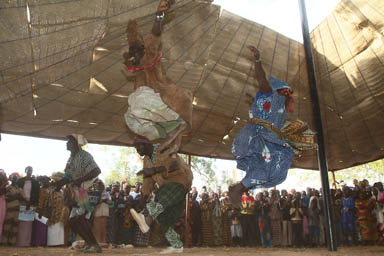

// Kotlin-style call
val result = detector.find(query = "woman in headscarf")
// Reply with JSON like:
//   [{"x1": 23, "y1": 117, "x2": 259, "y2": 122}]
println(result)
[
  {"x1": 0, "y1": 170, "x2": 7, "y2": 241},
  {"x1": 221, "y1": 191, "x2": 233, "y2": 247},
  {"x1": 373, "y1": 182, "x2": 384, "y2": 244},
  {"x1": 47, "y1": 172, "x2": 66, "y2": 247},
  {"x1": 256, "y1": 192, "x2": 272, "y2": 247},
  {"x1": 200, "y1": 193, "x2": 213, "y2": 247},
  {"x1": 269, "y1": 190, "x2": 283, "y2": 247},
  {"x1": 1, "y1": 172, "x2": 25, "y2": 245},
  {"x1": 355, "y1": 190, "x2": 378, "y2": 244},
  {"x1": 307, "y1": 193, "x2": 321, "y2": 247},
  {"x1": 211, "y1": 193, "x2": 223, "y2": 246},
  {"x1": 35, "y1": 176, "x2": 51, "y2": 246}
]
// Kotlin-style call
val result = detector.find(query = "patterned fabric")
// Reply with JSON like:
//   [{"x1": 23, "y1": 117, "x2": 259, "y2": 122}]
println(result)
[
  {"x1": 232, "y1": 77, "x2": 295, "y2": 189},
  {"x1": 133, "y1": 222, "x2": 151, "y2": 247},
  {"x1": 270, "y1": 219, "x2": 282, "y2": 246},
  {"x1": 341, "y1": 197, "x2": 355, "y2": 232},
  {"x1": 241, "y1": 195, "x2": 255, "y2": 215},
  {"x1": 1, "y1": 185, "x2": 24, "y2": 245},
  {"x1": 151, "y1": 183, "x2": 186, "y2": 232},
  {"x1": 49, "y1": 191, "x2": 65, "y2": 225},
  {"x1": 221, "y1": 199, "x2": 232, "y2": 246},
  {"x1": 64, "y1": 149, "x2": 99, "y2": 219},
  {"x1": 146, "y1": 201, "x2": 165, "y2": 219},
  {"x1": 377, "y1": 191, "x2": 384, "y2": 244},
  {"x1": 64, "y1": 149, "x2": 99, "y2": 182},
  {"x1": 125, "y1": 86, "x2": 182, "y2": 140},
  {"x1": 106, "y1": 215, "x2": 116, "y2": 244},
  {"x1": 165, "y1": 227, "x2": 183, "y2": 248},
  {"x1": 355, "y1": 199, "x2": 378, "y2": 241},
  {"x1": 211, "y1": 199, "x2": 223, "y2": 246},
  {"x1": 200, "y1": 200, "x2": 213, "y2": 246},
  {"x1": 36, "y1": 188, "x2": 50, "y2": 218},
  {"x1": 133, "y1": 207, "x2": 151, "y2": 247},
  {"x1": 258, "y1": 215, "x2": 272, "y2": 247},
  {"x1": 248, "y1": 118, "x2": 316, "y2": 153}
]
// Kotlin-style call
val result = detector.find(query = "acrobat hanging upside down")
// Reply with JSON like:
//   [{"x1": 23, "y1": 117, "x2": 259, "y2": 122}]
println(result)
[{"x1": 123, "y1": 0, "x2": 192, "y2": 152}]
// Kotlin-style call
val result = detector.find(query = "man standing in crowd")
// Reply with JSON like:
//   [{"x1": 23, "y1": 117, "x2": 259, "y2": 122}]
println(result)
[
  {"x1": 54, "y1": 134, "x2": 102, "y2": 253},
  {"x1": 130, "y1": 182, "x2": 141, "y2": 200},
  {"x1": 16, "y1": 166, "x2": 40, "y2": 246}
]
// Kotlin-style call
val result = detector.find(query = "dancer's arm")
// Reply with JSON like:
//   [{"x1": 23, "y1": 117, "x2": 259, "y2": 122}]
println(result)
[
  {"x1": 152, "y1": 0, "x2": 173, "y2": 36},
  {"x1": 248, "y1": 46, "x2": 272, "y2": 94}
]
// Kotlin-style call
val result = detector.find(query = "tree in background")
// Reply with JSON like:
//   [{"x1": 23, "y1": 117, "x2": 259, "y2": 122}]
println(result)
[
  {"x1": 333, "y1": 159, "x2": 384, "y2": 187},
  {"x1": 105, "y1": 146, "x2": 143, "y2": 186},
  {"x1": 86, "y1": 145, "x2": 143, "y2": 186},
  {"x1": 279, "y1": 159, "x2": 384, "y2": 191}
]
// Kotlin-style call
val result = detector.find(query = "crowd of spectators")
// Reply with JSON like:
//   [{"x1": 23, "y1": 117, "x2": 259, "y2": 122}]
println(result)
[{"x1": 0, "y1": 167, "x2": 383, "y2": 249}]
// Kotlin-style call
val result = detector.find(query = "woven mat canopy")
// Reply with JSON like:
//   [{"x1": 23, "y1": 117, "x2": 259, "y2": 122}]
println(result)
[{"x1": 1, "y1": 0, "x2": 384, "y2": 171}]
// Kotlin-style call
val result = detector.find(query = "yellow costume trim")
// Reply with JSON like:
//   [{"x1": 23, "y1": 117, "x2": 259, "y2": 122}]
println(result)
[{"x1": 248, "y1": 118, "x2": 317, "y2": 153}]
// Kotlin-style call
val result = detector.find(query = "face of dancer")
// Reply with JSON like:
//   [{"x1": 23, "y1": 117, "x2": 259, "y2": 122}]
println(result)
[
  {"x1": 66, "y1": 136, "x2": 79, "y2": 152},
  {"x1": 277, "y1": 88, "x2": 293, "y2": 110},
  {"x1": 128, "y1": 44, "x2": 145, "y2": 66},
  {"x1": 134, "y1": 142, "x2": 153, "y2": 157}
]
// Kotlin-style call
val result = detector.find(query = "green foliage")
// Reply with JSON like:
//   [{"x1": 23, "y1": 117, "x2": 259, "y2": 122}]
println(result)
[
  {"x1": 334, "y1": 159, "x2": 384, "y2": 186},
  {"x1": 220, "y1": 169, "x2": 235, "y2": 190},
  {"x1": 189, "y1": 156, "x2": 218, "y2": 191},
  {"x1": 87, "y1": 145, "x2": 143, "y2": 186}
]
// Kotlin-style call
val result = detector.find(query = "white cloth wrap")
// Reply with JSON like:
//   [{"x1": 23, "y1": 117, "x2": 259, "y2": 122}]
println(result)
[{"x1": 124, "y1": 86, "x2": 180, "y2": 140}]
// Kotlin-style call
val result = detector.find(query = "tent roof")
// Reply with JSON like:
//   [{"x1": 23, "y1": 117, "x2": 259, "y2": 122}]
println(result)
[{"x1": 1, "y1": 0, "x2": 384, "y2": 171}]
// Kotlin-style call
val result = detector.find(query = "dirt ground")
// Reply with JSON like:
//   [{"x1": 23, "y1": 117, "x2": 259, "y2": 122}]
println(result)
[{"x1": 1, "y1": 246, "x2": 384, "y2": 256}]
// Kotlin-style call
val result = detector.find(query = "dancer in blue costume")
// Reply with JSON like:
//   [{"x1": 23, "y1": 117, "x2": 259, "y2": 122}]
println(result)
[{"x1": 229, "y1": 46, "x2": 298, "y2": 208}]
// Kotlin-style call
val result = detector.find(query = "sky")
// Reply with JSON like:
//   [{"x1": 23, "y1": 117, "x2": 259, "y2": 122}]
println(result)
[
  {"x1": 0, "y1": 0, "x2": 341, "y2": 191},
  {"x1": 214, "y1": 0, "x2": 340, "y2": 42}
]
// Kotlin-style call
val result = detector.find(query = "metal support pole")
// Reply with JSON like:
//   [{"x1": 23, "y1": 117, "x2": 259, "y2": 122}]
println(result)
[
  {"x1": 184, "y1": 154, "x2": 192, "y2": 247},
  {"x1": 298, "y1": 0, "x2": 337, "y2": 251}
]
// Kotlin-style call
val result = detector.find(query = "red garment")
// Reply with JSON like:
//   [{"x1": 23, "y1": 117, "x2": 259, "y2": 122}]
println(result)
[{"x1": 241, "y1": 195, "x2": 255, "y2": 215}]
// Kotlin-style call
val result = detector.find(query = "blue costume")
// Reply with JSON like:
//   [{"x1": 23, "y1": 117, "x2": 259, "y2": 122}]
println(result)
[
  {"x1": 232, "y1": 77, "x2": 294, "y2": 188},
  {"x1": 341, "y1": 197, "x2": 355, "y2": 232}
]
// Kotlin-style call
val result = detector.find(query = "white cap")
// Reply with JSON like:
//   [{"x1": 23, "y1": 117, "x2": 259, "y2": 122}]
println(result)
[{"x1": 70, "y1": 134, "x2": 88, "y2": 146}]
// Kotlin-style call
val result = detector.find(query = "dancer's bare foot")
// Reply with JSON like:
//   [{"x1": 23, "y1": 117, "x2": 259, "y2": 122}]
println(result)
[
  {"x1": 247, "y1": 46, "x2": 260, "y2": 60},
  {"x1": 229, "y1": 182, "x2": 246, "y2": 209}
]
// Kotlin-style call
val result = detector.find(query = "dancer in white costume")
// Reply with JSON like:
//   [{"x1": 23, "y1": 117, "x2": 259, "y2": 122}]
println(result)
[{"x1": 123, "y1": 0, "x2": 192, "y2": 149}]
